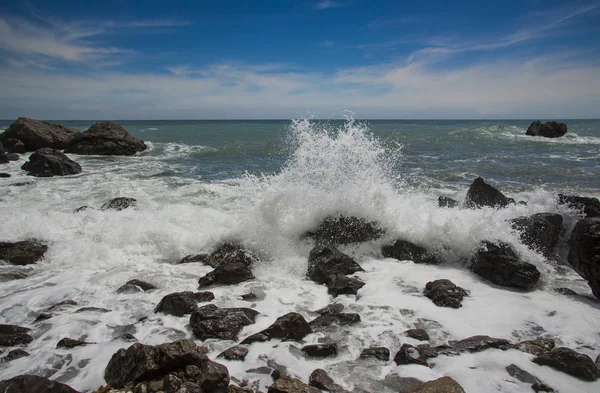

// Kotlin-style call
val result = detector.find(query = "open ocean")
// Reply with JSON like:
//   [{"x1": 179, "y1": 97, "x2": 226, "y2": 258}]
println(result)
[{"x1": 1, "y1": 118, "x2": 599, "y2": 392}]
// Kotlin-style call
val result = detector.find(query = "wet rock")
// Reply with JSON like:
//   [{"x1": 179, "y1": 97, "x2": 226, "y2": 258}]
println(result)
[
  {"x1": 559, "y1": 194, "x2": 600, "y2": 218},
  {"x1": 21, "y1": 148, "x2": 82, "y2": 177},
  {"x1": 307, "y1": 244, "x2": 364, "y2": 285},
  {"x1": 47, "y1": 300, "x2": 78, "y2": 311},
  {"x1": 510, "y1": 213, "x2": 563, "y2": 258},
  {"x1": 65, "y1": 121, "x2": 147, "y2": 155},
  {"x1": 596, "y1": 352, "x2": 599, "y2": 369},
  {"x1": 0, "y1": 324, "x2": 33, "y2": 346},
  {"x1": 75, "y1": 307, "x2": 110, "y2": 313},
  {"x1": 34, "y1": 313, "x2": 52, "y2": 323},
  {"x1": 416, "y1": 344, "x2": 439, "y2": 359},
  {"x1": 1, "y1": 117, "x2": 81, "y2": 151},
  {"x1": 179, "y1": 254, "x2": 210, "y2": 264},
  {"x1": 240, "y1": 293, "x2": 257, "y2": 301},
  {"x1": 73, "y1": 206, "x2": 92, "y2": 213},
  {"x1": 423, "y1": 279, "x2": 468, "y2": 308},
  {"x1": 326, "y1": 274, "x2": 365, "y2": 297},
  {"x1": 405, "y1": 329, "x2": 429, "y2": 341},
  {"x1": 197, "y1": 359, "x2": 230, "y2": 392},
  {"x1": 438, "y1": 196, "x2": 458, "y2": 208},
  {"x1": 0, "y1": 142, "x2": 8, "y2": 164},
  {"x1": 205, "y1": 243, "x2": 257, "y2": 268},
  {"x1": 190, "y1": 304, "x2": 259, "y2": 341},
  {"x1": 470, "y1": 241, "x2": 540, "y2": 290},
  {"x1": 218, "y1": 346, "x2": 249, "y2": 361},
  {"x1": 56, "y1": 338, "x2": 93, "y2": 349},
  {"x1": 393, "y1": 344, "x2": 429, "y2": 367},
  {"x1": 567, "y1": 217, "x2": 600, "y2": 299},
  {"x1": 465, "y1": 177, "x2": 511, "y2": 209},
  {"x1": 101, "y1": 197, "x2": 137, "y2": 211},
  {"x1": 382, "y1": 240, "x2": 443, "y2": 265},
  {"x1": 3, "y1": 138, "x2": 26, "y2": 154},
  {"x1": 302, "y1": 343, "x2": 337, "y2": 358},
  {"x1": 533, "y1": 347, "x2": 599, "y2": 381},
  {"x1": 241, "y1": 312, "x2": 311, "y2": 344},
  {"x1": 104, "y1": 339, "x2": 209, "y2": 388},
  {"x1": 117, "y1": 334, "x2": 138, "y2": 342},
  {"x1": 303, "y1": 215, "x2": 385, "y2": 245},
  {"x1": 359, "y1": 347, "x2": 390, "y2": 361},
  {"x1": 1, "y1": 348, "x2": 30, "y2": 362},
  {"x1": 383, "y1": 375, "x2": 423, "y2": 392},
  {"x1": 506, "y1": 364, "x2": 541, "y2": 384},
  {"x1": 405, "y1": 376, "x2": 465, "y2": 393},
  {"x1": 309, "y1": 369, "x2": 345, "y2": 392},
  {"x1": 0, "y1": 173, "x2": 10, "y2": 177},
  {"x1": 198, "y1": 261, "x2": 255, "y2": 288},
  {"x1": 526, "y1": 120, "x2": 567, "y2": 138},
  {"x1": 154, "y1": 291, "x2": 215, "y2": 317},
  {"x1": 314, "y1": 303, "x2": 344, "y2": 315},
  {"x1": 554, "y1": 287, "x2": 578, "y2": 296},
  {"x1": 117, "y1": 279, "x2": 157, "y2": 294},
  {"x1": 228, "y1": 386, "x2": 254, "y2": 393},
  {"x1": 449, "y1": 335, "x2": 513, "y2": 353},
  {"x1": 268, "y1": 378, "x2": 320, "y2": 393},
  {"x1": 6, "y1": 153, "x2": 19, "y2": 161},
  {"x1": 0, "y1": 270, "x2": 28, "y2": 281},
  {"x1": 517, "y1": 338, "x2": 555, "y2": 356},
  {"x1": 0, "y1": 374, "x2": 80, "y2": 393},
  {"x1": 0, "y1": 240, "x2": 48, "y2": 265},
  {"x1": 309, "y1": 313, "x2": 361, "y2": 330},
  {"x1": 532, "y1": 383, "x2": 556, "y2": 392}
]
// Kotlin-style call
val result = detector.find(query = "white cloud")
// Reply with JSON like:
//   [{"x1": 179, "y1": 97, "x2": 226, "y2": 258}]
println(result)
[{"x1": 314, "y1": 1, "x2": 352, "y2": 11}]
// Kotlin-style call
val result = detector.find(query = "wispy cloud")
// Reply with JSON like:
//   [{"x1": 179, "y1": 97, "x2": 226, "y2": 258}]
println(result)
[{"x1": 313, "y1": 1, "x2": 352, "y2": 11}]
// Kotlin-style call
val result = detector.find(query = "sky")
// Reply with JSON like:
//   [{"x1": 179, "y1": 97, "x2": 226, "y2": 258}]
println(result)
[{"x1": 0, "y1": 0, "x2": 599, "y2": 119}]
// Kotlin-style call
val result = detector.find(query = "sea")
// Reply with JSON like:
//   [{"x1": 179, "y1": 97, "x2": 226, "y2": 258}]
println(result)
[{"x1": 0, "y1": 118, "x2": 599, "y2": 392}]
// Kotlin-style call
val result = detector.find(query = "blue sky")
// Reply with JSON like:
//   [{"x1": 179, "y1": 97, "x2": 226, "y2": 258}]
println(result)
[{"x1": 0, "y1": 0, "x2": 599, "y2": 119}]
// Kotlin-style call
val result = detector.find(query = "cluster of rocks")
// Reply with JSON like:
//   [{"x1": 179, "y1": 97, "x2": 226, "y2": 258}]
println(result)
[
  {"x1": 0, "y1": 118, "x2": 147, "y2": 177},
  {"x1": 526, "y1": 120, "x2": 568, "y2": 138}
]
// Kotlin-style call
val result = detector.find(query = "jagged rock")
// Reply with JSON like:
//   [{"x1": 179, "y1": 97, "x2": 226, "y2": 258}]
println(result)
[
  {"x1": 359, "y1": 347, "x2": 390, "y2": 361},
  {"x1": 241, "y1": 312, "x2": 311, "y2": 344},
  {"x1": 0, "y1": 240, "x2": 47, "y2": 265},
  {"x1": 218, "y1": 346, "x2": 248, "y2": 361},
  {"x1": 117, "y1": 279, "x2": 157, "y2": 294},
  {"x1": 307, "y1": 244, "x2": 364, "y2": 285},
  {"x1": 101, "y1": 197, "x2": 137, "y2": 211},
  {"x1": 179, "y1": 254, "x2": 210, "y2": 264},
  {"x1": 438, "y1": 196, "x2": 458, "y2": 208},
  {"x1": 449, "y1": 335, "x2": 513, "y2": 354},
  {"x1": 405, "y1": 376, "x2": 465, "y2": 393},
  {"x1": 532, "y1": 383, "x2": 556, "y2": 392},
  {"x1": 190, "y1": 304, "x2": 258, "y2": 341},
  {"x1": 526, "y1": 120, "x2": 567, "y2": 138},
  {"x1": 197, "y1": 360, "x2": 230, "y2": 392},
  {"x1": 302, "y1": 343, "x2": 337, "y2": 358},
  {"x1": 0, "y1": 374, "x2": 80, "y2": 393},
  {"x1": 510, "y1": 213, "x2": 563, "y2": 258},
  {"x1": 205, "y1": 243, "x2": 257, "y2": 268},
  {"x1": 65, "y1": 121, "x2": 147, "y2": 155},
  {"x1": 393, "y1": 344, "x2": 429, "y2": 367},
  {"x1": 423, "y1": 279, "x2": 468, "y2": 308},
  {"x1": 309, "y1": 369, "x2": 346, "y2": 392},
  {"x1": 3, "y1": 138, "x2": 26, "y2": 154},
  {"x1": 21, "y1": 148, "x2": 81, "y2": 177},
  {"x1": 405, "y1": 329, "x2": 429, "y2": 341},
  {"x1": 326, "y1": 274, "x2": 364, "y2": 297},
  {"x1": 506, "y1": 364, "x2": 541, "y2": 384},
  {"x1": 567, "y1": 218, "x2": 600, "y2": 299},
  {"x1": 470, "y1": 241, "x2": 540, "y2": 290},
  {"x1": 465, "y1": 177, "x2": 511, "y2": 209},
  {"x1": 56, "y1": 338, "x2": 92, "y2": 348},
  {"x1": 154, "y1": 291, "x2": 214, "y2": 317},
  {"x1": 559, "y1": 194, "x2": 600, "y2": 218},
  {"x1": 416, "y1": 344, "x2": 439, "y2": 359},
  {"x1": 382, "y1": 240, "x2": 443, "y2": 265},
  {"x1": 517, "y1": 338, "x2": 555, "y2": 356},
  {"x1": 104, "y1": 339, "x2": 209, "y2": 388},
  {"x1": 198, "y1": 261, "x2": 255, "y2": 288},
  {"x1": 0, "y1": 142, "x2": 8, "y2": 164},
  {"x1": 75, "y1": 307, "x2": 110, "y2": 313},
  {"x1": 1, "y1": 348, "x2": 30, "y2": 363},
  {"x1": 533, "y1": 347, "x2": 599, "y2": 381},
  {"x1": 309, "y1": 313, "x2": 361, "y2": 330},
  {"x1": 268, "y1": 378, "x2": 320, "y2": 393},
  {"x1": 314, "y1": 304, "x2": 344, "y2": 315},
  {"x1": 1, "y1": 118, "x2": 80, "y2": 150},
  {"x1": 303, "y1": 215, "x2": 385, "y2": 245},
  {"x1": 0, "y1": 324, "x2": 33, "y2": 346}
]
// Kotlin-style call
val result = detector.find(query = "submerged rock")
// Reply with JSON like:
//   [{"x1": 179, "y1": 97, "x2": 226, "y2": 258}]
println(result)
[
  {"x1": 510, "y1": 213, "x2": 563, "y2": 258},
  {"x1": 533, "y1": 347, "x2": 599, "y2": 381},
  {"x1": 448, "y1": 335, "x2": 513, "y2": 354},
  {"x1": 559, "y1": 194, "x2": 600, "y2": 218},
  {"x1": 56, "y1": 338, "x2": 93, "y2": 349},
  {"x1": 359, "y1": 346, "x2": 390, "y2": 361},
  {"x1": 268, "y1": 378, "x2": 320, "y2": 393},
  {"x1": 314, "y1": 303, "x2": 344, "y2": 315},
  {"x1": 309, "y1": 313, "x2": 361, "y2": 330},
  {"x1": 1, "y1": 348, "x2": 30, "y2": 363},
  {"x1": 506, "y1": 364, "x2": 541, "y2": 384},
  {"x1": 155, "y1": 291, "x2": 215, "y2": 317},
  {"x1": 326, "y1": 274, "x2": 365, "y2": 297},
  {"x1": 465, "y1": 177, "x2": 511, "y2": 209},
  {"x1": 117, "y1": 279, "x2": 157, "y2": 294},
  {"x1": 303, "y1": 215, "x2": 385, "y2": 245},
  {"x1": 382, "y1": 239, "x2": 442, "y2": 264},
  {"x1": 309, "y1": 369, "x2": 346, "y2": 392},
  {"x1": 0, "y1": 374, "x2": 80, "y2": 393},
  {"x1": 526, "y1": 120, "x2": 567, "y2": 138},
  {"x1": 0, "y1": 173, "x2": 10, "y2": 177},
  {"x1": 438, "y1": 196, "x2": 459, "y2": 208},
  {"x1": 75, "y1": 307, "x2": 110, "y2": 313},
  {"x1": 190, "y1": 304, "x2": 258, "y2": 341},
  {"x1": 405, "y1": 329, "x2": 430, "y2": 341},
  {"x1": 65, "y1": 121, "x2": 147, "y2": 155},
  {"x1": 198, "y1": 261, "x2": 255, "y2": 287},
  {"x1": 205, "y1": 243, "x2": 257, "y2": 268},
  {"x1": 1, "y1": 117, "x2": 80, "y2": 151},
  {"x1": 307, "y1": 244, "x2": 364, "y2": 284},
  {"x1": 241, "y1": 312, "x2": 311, "y2": 344},
  {"x1": 21, "y1": 148, "x2": 82, "y2": 177},
  {"x1": 568, "y1": 218, "x2": 600, "y2": 299},
  {"x1": 0, "y1": 324, "x2": 34, "y2": 347},
  {"x1": 0, "y1": 240, "x2": 47, "y2": 265},
  {"x1": 394, "y1": 344, "x2": 429, "y2": 367},
  {"x1": 517, "y1": 338, "x2": 555, "y2": 356},
  {"x1": 101, "y1": 197, "x2": 137, "y2": 211},
  {"x1": 423, "y1": 279, "x2": 468, "y2": 308},
  {"x1": 218, "y1": 345, "x2": 249, "y2": 361},
  {"x1": 405, "y1": 376, "x2": 465, "y2": 393},
  {"x1": 179, "y1": 254, "x2": 210, "y2": 264},
  {"x1": 302, "y1": 343, "x2": 338, "y2": 358}
]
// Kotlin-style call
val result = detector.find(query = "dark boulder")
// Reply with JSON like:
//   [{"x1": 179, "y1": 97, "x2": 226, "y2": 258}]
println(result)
[
  {"x1": 101, "y1": 197, "x2": 137, "y2": 211},
  {"x1": 218, "y1": 345, "x2": 248, "y2": 361},
  {"x1": 393, "y1": 344, "x2": 429, "y2": 367},
  {"x1": 314, "y1": 303, "x2": 344, "y2": 315},
  {"x1": 155, "y1": 291, "x2": 215, "y2": 317},
  {"x1": 533, "y1": 347, "x2": 599, "y2": 381},
  {"x1": 307, "y1": 244, "x2": 364, "y2": 285},
  {"x1": 567, "y1": 218, "x2": 600, "y2": 299},
  {"x1": 517, "y1": 338, "x2": 555, "y2": 356},
  {"x1": 405, "y1": 328, "x2": 429, "y2": 341},
  {"x1": 205, "y1": 243, "x2": 257, "y2": 268},
  {"x1": 326, "y1": 274, "x2": 365, "y2": 297},
  {"x1": 438, "y1": 196, "x2": 458, "y2": 208},
  {"x1": 303, "y1": 215, "x2": 385, "y2": 245},
  {"x1": 405, "y1": 377, "x2": 465, "y2": 393},
  {"x1": 1, "y1": 118, "x2": 80, "y2": 151},
  {"x1": 309, "y1": 313, "x2": 361, "y2": 330},
  {"x1": 302, "y1": 343, "x2": 337, "y2": 358},
  {"x1": 3, "y1": 138, "x2": 26, "y2": 154},
  {"x1": 0, "y1": 375, "x2": 80, "y2": 393},
  {"x1": 359, "y1": 346, "x2": 390, "y2": 361},
  {"x1": 423, "y1": 279, "x2": 468, "y2": 308},
  {"x1": 190, "y1": 304, "x2": 258, "y2": 341},
  {"x1": 241, "y1": 312, "x2": 311, "y2": 344},
  {"x1": 0, "y1": 324, "x2": 33, "y2": 346},
  {"x1": 196, "y1": 360, "x2": 230, "y2": 392},
  {"x1": 469, "y1": 241, "x2": 540, "y2": 290},
  {"x1": 526, "y1": 120, "x2": 567, "y2": 138},
  {"x1": 309, "y1": 369, "x2": 346, "y2": 392},
  {"x1": 198, "y1": 261, "x2": 255, "y2": 287},
  {"x1": 1, "y1": 348, "x2": 30, "y2": 362},
  {"x1": 269, "y1": 378, "x2": 320, "y2": 393},
  {"x1": 75, "y1": 307, "x2": 110, "y2": 313},
  {"x1": 506, "y1": 364, "x2": 541, "y2": 384},
  {"x1": 0, "y1": 142, "x2": 8, "y2": 164},
  {"x1": 532, "y1": 383, "x2": 556, "y2": 392},
  {"x1": 381, "y1": 239, "x2": 442, "y2": 265},
  {"x1": 0, "y1": 173, "x2": 10, "y2": 177},
  {"x1": 449, "y1": 335, "x2": 513, "y2": 354},
  {"x1": 21, "y1": 148, "x2": 81, "y2": 177},
  {"x1": 510, "y1": 213, "x2": 563, "y2": 258},
  {"x1": 65, "y1": 121, "x2": 147, "y2": 156},
  {"x1": 465, "y1": 177, "x2": 511, "y2": 209},
  {"x1": 117, "y1": 279, "x2": 157, "y2": 294},
  {"x1": 0, "y1": 240, "x2": 47, "y2": 265},
  {"x1": 559, "y1": 194, "x2": 600, "y2": 218},
  {"x1": 56, "y1": 338, "x2": 93, "y2": 348}
]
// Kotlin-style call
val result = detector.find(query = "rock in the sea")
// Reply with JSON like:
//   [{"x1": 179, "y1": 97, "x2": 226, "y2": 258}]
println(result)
[
  {"x1": 314, "y1": 303, "x2": 345, "y2": 315},
  {"x1": 559, "y1": 194, "x2": 600, "y2": 218},
  {"x1": 326, "y1": 274, "x2": 365, "y2": 297},
  {"x1": 101, "y1": 197, "x2": 137, "y2": 211},
  {"x1": 532, "y1": 383, "x2": 556, "y2": 392},
  {"x1": 307, "y1": 244, "x2": 364, "y2": 285},
  {"x1": 309, "y1": 369, "x2": 346, "y2": 392},
  {"x1": 56, "y1": 338, "x2": 92, "y2": 348},
  {"x1": 465, "y1": 177, "x2": 511, "y2": 209},
  {"x1": 1, "y1": 348, "x2": 30, "y2": 363},
  {"x1": 75, "y1": 307, "x2": 110, "y2": 313},
  {"x1": 6, "y1": 153, "x2": 19, "y2": 161},
  {"x1": 382, "y1": 239, "x2": 442, "y2": 265},
  {"x1": 205, "y1": 243, "x2": 257, "y2": 268},
  {"x1": 0, "y1": 324, "x2": 33, "y2": 346},
  {"x1": 303, "y1": 215, "x2": 385, "y2": 245},
  {"x1": 423, "y1": 279, "x2": 468, "y2": 308},
  {"x1": 506, "y1": 364, "x2": 541, "y2": 384},
  {"x1": 1, "y1": 118, "x2": 80, "y2": 151},
  {"x1": 526, "y1": 120, "x2": 567, "y2": 138},
  {"x1": 405, "y1": 376, "x2": 466, "y2": 393},
  {"x1": 405, "y1": 329, "x2": 429, "y2": 341},
  {"x1": 470, "y1": 241, "x2": 540, "y2": 290},
  {"x1": 533, "y1": 347, "x2": 599, "y2": 381},
  {"x1": 309, "y1": 313, "x2": 361, "y2": 330},
  {"x1": 302, "y1": 343, "x2": 338, "y2": 358},
  {"x1": 448, "y1": 335, "x2": 513, "y2": 354},
  {"x1": 394, "y1": 344, "x2": 429, "y2": 367},
  {"x1": 241, "y1": 312, "x2": 311, "y2": 344},
  {"x1": 510, "y1": 213, "x2": 563, "y2": 258},
  {"x1": 438, "y1": 196, "x2": 459, "y2": 208},
  {"x1": 0, "y1": 374, "x2": 80, "y2": 393},
  {"x1": 517, "y1": 338, "x2": 555, "y2": 356},
  {"x1": 198, "y1": 260, "x2": 255, "y2": 288},
  {"x1": 359, "y1": 347, "x2": 390, "y2": 361},
  {"x1": 0, "y1": 240, "x2": 47, "y2": 265},
  {"x1": 179, "y1": 254, "x2": 210, "y2": 264},
  {"x1": 0, "y1": 173, "x2": 10, "y2": 177},
  {"x1": 117, "y1": 279, "x2": 157, "y2": 294},
  {"x1": 3, "y1": 138, "x2": 26, "y2": 154},
  {"x1": 155, "y1": 291, "x2": 215, "y2": 317},
  {"x1": 21, "y1": 148, "x2": 82, "y2": 177},
  {"x1": 65, "y1": 121, "x2": 147, "y2": 156},
  {"x1": 268, "y1": 377, "x2": 320, "y2": 393},
  {"x1": 567, "y1": 218, "x2": 600, "y2": 299},
  {"x1": 196, "y1": 360, "x2": 230, "y2": 392},
  {"x1": 0, "y1": 142, "x2": 8, "y2": 164},
  {"x1": 190, "y1": 304, "x2": 258, "y2": 341},
  {"x1": 218, "y1": 345, "x2": 249, "y2": 361}
]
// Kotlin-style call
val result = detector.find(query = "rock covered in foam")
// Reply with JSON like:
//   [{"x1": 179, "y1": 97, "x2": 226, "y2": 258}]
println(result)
[
  {"x1": 21, "y1": 148, "x2": 82, "y2": 177},
  {"x1": 526, "y1": 120, "x2": 567, "y2": 138},
  {"x1": 359, "y1": 346, "x2": 390, "y2": 361},
  {"x1": 117, "y1": 279, "x2": 157, "y2": 294},
  {"x1": 393, "y1": 344, "x2": 430, "y2": 367},
  {"x1": 465, "y1": 177, "x2": 511, "y2": 209},
  {"x1": 533, "y1": 347, "x2": 599, "y2": 381},
  {"x1": 65, "y1": 121, "x2": 147, "y2": 155},
  {"x1": 0, "y1": 324, "x2": 33, "y2": 347},
  {"x1": 1, "y1": 117, "x2": 80, "y2": 151},
  {"x1": 381, "y1": 239, "x2": 443, "y2": 264},
  {"x1": 306, "y1": 244, "x2": 364, "y2": 296},
  {"x1": 559, "y1": 194, "x2": 600, "y2": 218},
  {"x1": 101, "y1": 197, "x2": 137, "y2": 211},
  {"x1": 154, "y1": 291, "x2": 214, "y2": 316},
  {"x1": 423, "y1": 279, "x2": 468, "y2": 308},
  {"x1": 0, "y1": 374, "x2": 80, "y2": 393},
  {"x1": 309, "y1": 369, "x2": 347, "y2": 392},
  {"x1": 0, "y1": 240, "x2": 47, "y2": 265},
  {"x1": 303, "y1": 215, "x2": 385, "y2": 245},
  {"x1": 510, "y1": 213, "x2": 563, "y2": 258},
  {"x1": 198, "y1": 260, "x2": 255, "y2": 287},
  {"x1": 568, "y1": 217, "x2": 600, "y2": 299},
  {"x1": 241, "y1": 312, "x2": 311, "y2": 344},
  {"x1": 190, "y1": 304, "x2": 258, "y2": 341}
]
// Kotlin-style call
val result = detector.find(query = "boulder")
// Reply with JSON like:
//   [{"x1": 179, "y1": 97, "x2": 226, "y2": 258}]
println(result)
[
  {"x1": 438, "y1": 196, "x2": 458, "y2": 208},
  {"x1": 0, "y1": 324, "x2": 33, "y2": 346},
  {"x1": 423, "y1": 279, "x2": 468, "y2": 308},
  {"x1": 449, "y1": 335, "x2": 513, "y2": 354},
  {"x1": 465, "y1": 177, "x2": 511, "y2": 209},
  {"x1": 155, "y1": 291, "x2": 215, "y2": 317},
  {"x1": 405, "y1": 377, "x2": 465, "y2": 393},
  {"x1": 0, "y1": 240, "x2": 47, "y2": 265},
  {"x1": 117, "y1": 279, "x2": 157, "y2": 294},
  {"x1": 567, "y1": 218, "x2": 600, "y2": 299},
  {"x1": 0, "y1": 118, "x2": 80, "y2": 151},
  {"x1": 218, "y1": 345, "x2": 248, "y2": 361},
  {"x1": 198, "y1": 261, "x2": 255, "y2": 288},
  {"x1": 196, "y1": 360, "x2": 230, "y2": 392},
  {"x1": 303, "y1": 215, "x2": 385, "y2": 245},
  {"x1": 533, "y1": 347, "x2": 599, "y2": 381},
  {"x1": 405, "y1": 329, "x2": 429, "y2": 341},
  {"x1": 65, "y1": 121, "x2": 147, "y2": 155},
  {"x1": 469, "y1": 241, "x2": 540, "y2": 290},
  {"x1": 0, "y1": 375, "x2": 80, "y2": 393},
  {"x1": 314, "y1": 303, "x2": 344, "y2": 315},
  {"x1": 241, "y1": 312, "x2": 311, "y2": 344},
  {"x1": 47, "y1": 300, "x2": 78, "y2": 311},
  {"x1": 1, "y1": 348, "x2": 30, "y2": 362},
  {"x1": 506, "y1": 364, "x2": 541, "y2": 384},
  {"x1": 101, "y1": 197, "x2": 137, "y2": 211},
  {"x1": 532, "y1": 383, "x2": 556, "y2": 392},
  {"x1": 526, "y1": 120, "x2": 567, "y2": 138},
  {"x1": 510, "y1": 213, "x2": 563, "y2": 258},
  {"x1": 268, "y1": 378, "x2": 320, "y2": 393},
  {"x1": 307, "y1": 244, "x2": 364, "y2": 285},
  {"x1": 559, "y1": 194, "x2": 600, "y2": 218},
  {"x1": 6, "y1": 153, "x2": 19, "y2": 161},
  {"x1": 393, "y1": 344, "x2": 429, "y2": 367},
  {"x1": 0, "y1": 173, "x2": 10, "y2": 177},
  {"x1": 205, "y1": 243, "x2": 257, "y2": 268},
  {"x1": 179, "y1": 254, "x2": 210, "y2": 264},
  {"x1": 3, "y1": 138, "x2": 26, "y2": 154},
  {"x1": 359, "y1": 347, "x2": 390, "y2": 361},
  {"x1": 0, "y1": 142, "x2": 8, "y2": 164},
  {"x1": 75, "y1": 307, "x2": 110, "y2": 313},
  {"x1": 21, "y1": 148, "x2": 82, "y2": 177},
  {"x1": 302, "y1": 343, "x2": 338, "y2": 358},
  {"x1": 309, "y1": 313, "x2": 361, "y2": 330},
  {"x1": 56, "y1": 338, "x2": 92, "y2": 348},
  {"x1": 190, "y1": 304, "x2": 258, "y2": 341},
  {"x1": 382, "y1": 240, "x2": 442, "y2": 264},
  {"x1": 326, "y1": 274, "x2": 365, "y2": 297},
  {"x1": 309, "y1": 369, "x2": 346, "y2": 392},
  {"x1": 517, "y1": 338, "x2": 555, "y2": 356}
]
